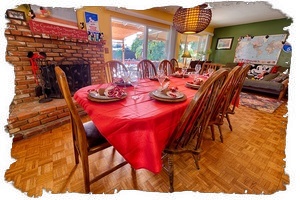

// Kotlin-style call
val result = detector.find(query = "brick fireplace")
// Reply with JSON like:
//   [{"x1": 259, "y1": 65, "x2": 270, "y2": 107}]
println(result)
[{"x1": 5, "y1": 18, "x2": 107, "y2": 142}]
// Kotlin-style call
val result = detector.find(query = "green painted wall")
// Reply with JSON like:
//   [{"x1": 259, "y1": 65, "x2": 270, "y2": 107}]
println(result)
[{"x1": 210, "y1": 18, "x2": 293, "y2": 68}]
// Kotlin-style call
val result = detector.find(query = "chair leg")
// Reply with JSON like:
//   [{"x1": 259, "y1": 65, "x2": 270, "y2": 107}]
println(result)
[
  {"x1": 192, "y1": 153, "x2": 200, "y2": 170},
  {"x1": 74, "y1": 145, "x2": 79, "y2": 165},
  {"x1": 112, "y1": 147, "x2": 116, "y2": 155},
  {"x1": 71, "y1": 125, "x2": 79, "y2": 164},
  {"x1": 131, "y1": 167, "x2": 138, "y2": 190},
  {"x1": 81, "y1": 157, "x2": 91, "y2": 193},
  {"x1": 210, "y1": 125, "x2": 215, "y2": 141},
  {"x1": 166, "y1": 154, "x2": 174, "y2": 193},
  {"x1": 217, "y1": 125, "x2": 223, "y2": 143},
  {"x1": 225, "y1": 113, "x2": 233, "y2": 131},
  {"x1": 90, "y1": 160, "x2": 128, "y2": 185}
]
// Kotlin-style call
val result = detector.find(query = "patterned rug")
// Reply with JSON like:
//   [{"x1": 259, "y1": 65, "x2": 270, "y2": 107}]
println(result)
[{"x1": 239, "y1": 92, "x2": 284, "y2": 113}]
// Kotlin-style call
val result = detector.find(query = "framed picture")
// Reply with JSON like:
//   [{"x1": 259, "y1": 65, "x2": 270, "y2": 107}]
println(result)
[
  {"x1": 6, "y1": 9, "x2": 26, "y2": 21},
  {"x1": 216, "y1": 37, "x2": 234, "y2": 50},
  {"x1": 84, "y1": 11, "x2": 101, "y2": 42}
]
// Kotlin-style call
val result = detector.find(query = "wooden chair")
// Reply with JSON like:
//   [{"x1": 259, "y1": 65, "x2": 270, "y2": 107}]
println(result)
[
  {"x1": 162, "y1": 69, "x2": 229, "y2": 192},
  {"x1": 104, "y1": 60, "x2": 128, "y2": 83},
  {"x1": 54, "y1": 66, "x2": 128, "y2": 193},
  {"x1": 190, "y1": 60, "x2": 209, "y2": 73},
  {"x1": 208, "y1": 65, "x2": 242, "y2": 143},
  {"x1": 158, "y1": 59, "x2": 174, "y2": 75},
  {"x1": 189, "y1": 60, "x2": 204, "y2": 69},
  {"x1": 225, "y1": 64, "x2": 251, "y2": 131},
  {"x1": 200, "y1": 62, "x2": 225, "y2": 75},
  {"x1": 137, "y1": 59, "x2": 157, "y2": 79},
  {"x1": 170, "y1": 58, "x2": 179, "y2": 71}
]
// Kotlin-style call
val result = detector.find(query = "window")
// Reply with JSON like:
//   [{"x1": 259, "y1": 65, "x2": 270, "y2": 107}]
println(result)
[
  {"x1": 111, "y1": 18, "x2": 145, "y2": 69},
  {"x1": 178, "y1": 33, "x2": 212, "y2": 64},
  {"x1": 147, "y1": 27, "x2": 169, "y2": 61},
  {"x1": 111, "y1": 18, "x2": 170, "y2": 69}
]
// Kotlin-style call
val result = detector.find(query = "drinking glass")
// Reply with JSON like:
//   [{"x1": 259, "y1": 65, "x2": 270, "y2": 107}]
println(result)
[
  {"x1": 181, "y1": 67, "x2": 188, "y2": 79},
  {"x1": 207, "y1": 68, "x2": 215, "y2": 76},
  {"x1": 120, "y1": 70, "x2": 130, "y2": 89},
  {"x1": 130, "y1": 70, "x2": 140, "y2": 100},
  {"x1": 195, "y1": 64, "x2": 201, "y2": 74},
  {"x1": 194, "y1": 64, "x2": 201, "y2": 79},
  {"x1": 157, "y1": 69, "x2": 166, "y2": 91}
]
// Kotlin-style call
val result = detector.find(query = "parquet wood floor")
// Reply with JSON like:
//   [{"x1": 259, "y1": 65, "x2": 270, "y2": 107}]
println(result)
[{"x1": 4, "y1": 98, "x2": 289, "y2": 198}]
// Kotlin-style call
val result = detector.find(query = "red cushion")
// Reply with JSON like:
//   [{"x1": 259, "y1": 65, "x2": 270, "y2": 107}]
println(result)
[
  {"x1": 270, "y1": 65, "x2": 280, "y2": 73},
  {"x1": 237, "y1": 62, "x2": 244, "y2": 66}
]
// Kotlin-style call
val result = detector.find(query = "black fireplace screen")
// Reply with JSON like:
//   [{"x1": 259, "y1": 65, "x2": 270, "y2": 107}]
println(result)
[{"x1": 39, "y1": 57, "x2": 91, "y2": 99}]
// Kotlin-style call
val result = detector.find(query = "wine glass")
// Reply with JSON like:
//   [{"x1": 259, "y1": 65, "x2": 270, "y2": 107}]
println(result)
[
  {"x1": 157, "y1": 69, "x2": 166, "y2": 91},
  {"x1": 181, "y1": 67, "x2": 188, "y2": 79},
  {"x1": 120, "y1": 70, "x2": 130, "y2": 89},
  {"x1": 207, "y1": 68, "x2": 215, "y2": 76},
  {"x1": 195, "y1": 64, "x2": 201, "y2": 74},
  {"x1": 130, "y1": 70, "x2": 140, "y2": 100},
  {"x1": 194, "y1": 64, "x2": 201, "y2": 79}
]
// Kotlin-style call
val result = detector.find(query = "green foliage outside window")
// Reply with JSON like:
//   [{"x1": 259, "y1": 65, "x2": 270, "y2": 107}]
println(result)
[
  {"x1": 147, "y1": 41, "x2": 165, "y2": 61},
  {"x1": 131, "y1": 38, "x2": 166, "y2": 61}
]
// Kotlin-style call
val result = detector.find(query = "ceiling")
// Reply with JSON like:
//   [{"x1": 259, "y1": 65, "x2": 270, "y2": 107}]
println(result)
[
  {"x1": 111, "y1": 20, "x2": 144, "y2": 40},
  {"x1": 110, "y1": 1, "x2": 289, "y2": 41},
  {"x1": 154, "y1": 1, "x2": 289, "y2": 28}
]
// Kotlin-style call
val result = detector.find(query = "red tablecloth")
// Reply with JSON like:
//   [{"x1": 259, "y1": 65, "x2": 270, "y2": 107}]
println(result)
[{"x1": 74, "y1": 76, "x2": 200, "y2": 173}]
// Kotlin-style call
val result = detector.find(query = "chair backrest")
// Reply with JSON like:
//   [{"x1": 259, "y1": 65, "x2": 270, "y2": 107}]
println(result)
[
  {"x1": 230, "y1": 64, "x2": 252, "y2": 112},
  {"x1": 104, "y1": 60, "x2": 128, "y2": 83},
  {"x1": 165, "y1": 68, "x2": 229, "y2": 151},
  {"x1": 189, "y1": 60, "x2": 205, "y2": 69},
  {"x1": 209, "y1": 65, "x2": 242, "y2": 123},
  {"x1": 158, "y1": 59, "x2": 174, "y2": 75},
  {"x1": 137, "y1": 59, "x2": 157, "y2": 79},
  {"x1": 54, "y1": 66, "x2": 89, "y2": 156},
  {"x1": 170, "y1": 58, "x2": 179, "y2": 70},
  {"x1": 200, "y1": 63, "x2": 225, "y2": 74}
]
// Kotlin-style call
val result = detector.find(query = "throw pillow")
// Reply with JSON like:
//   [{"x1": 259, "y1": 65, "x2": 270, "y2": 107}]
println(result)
[
  {"x1": 270, "y1": 65, "x2": 280, "y2": 73},
  {"x1": 248, "y1": 64, "x2": 273, "y2": 77},
  {"x1": 256, "y1": 71, "x2": 269, "y2": 80},
  {"x1": 262, "y1": 72, "x2": 279, "y2": 81},
  {"x1": 271, "y1": 73, "x2": 289, "y2": 82},
  {"x1": 260, "y1": 65, "x2": 273, "y2": 73},
  {"x1": 248, "y1": 64, "x2": 259, "y2": 76}
]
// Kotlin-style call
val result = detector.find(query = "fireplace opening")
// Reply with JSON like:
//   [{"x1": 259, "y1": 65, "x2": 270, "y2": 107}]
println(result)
[{"x1": 38, "y1": 57, "x2": 91, "y2": 99}]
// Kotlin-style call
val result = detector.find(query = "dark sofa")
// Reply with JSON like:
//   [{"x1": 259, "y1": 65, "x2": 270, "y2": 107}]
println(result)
[{"x1": 225, "y1": 63, "x2": 289, "y2": 100}]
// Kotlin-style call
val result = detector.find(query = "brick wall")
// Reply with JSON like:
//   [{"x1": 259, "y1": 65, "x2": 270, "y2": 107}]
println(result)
[
  {"x1": 5, "y1": 18, "x2": 107, "y2": 142},
  {"x1": 5, "y1": 18, "x2": 106, "y2": 105}
]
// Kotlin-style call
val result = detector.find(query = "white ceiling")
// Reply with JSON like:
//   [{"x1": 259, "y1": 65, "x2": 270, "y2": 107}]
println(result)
[{"x1": 154, "y1": 1, "x2": 289, "y2": 28}]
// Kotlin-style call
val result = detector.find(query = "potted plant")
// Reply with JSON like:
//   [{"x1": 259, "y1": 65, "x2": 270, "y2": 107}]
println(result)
[{"x1": 197, "y1": 49, "x2": 212, "y2": 61}]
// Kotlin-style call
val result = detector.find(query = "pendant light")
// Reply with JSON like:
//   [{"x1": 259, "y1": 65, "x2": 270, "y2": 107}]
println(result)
[{"x1": 173, "y1": 4, "x2": 212, "y2": 34}]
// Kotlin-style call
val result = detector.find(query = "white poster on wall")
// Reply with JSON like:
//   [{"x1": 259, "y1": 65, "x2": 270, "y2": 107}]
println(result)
[
  {"x1": 233, "y1": 34, "x2": 287, "y2": 64},
  {"x1": 84, "y1": 11, "x2": 101, "y2": 42}
]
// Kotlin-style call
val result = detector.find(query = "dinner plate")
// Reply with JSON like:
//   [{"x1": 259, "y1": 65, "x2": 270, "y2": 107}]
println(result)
[
  {"x1": 149, "y1": 77, "x2": 158, "y2": 81},
  {"x1": 87, "y1": 91, "x2": 127, "y2": 102},
  {"x1": 185, "y1": 82, "x2": 201, "y2": 89},
  {"x1": 152, "y1": 89, "x2": 184, "y2": 99},
  {"x1": 171, "y1": 74, "x2": 189, "y2": 78},
  {"x1": 149, "y1": 90, "x2": 186, "y2": 102},
  {"x1": 115, "y1": 81, "x2": 132, "y2": 87},
  {"x1": 149, "y1": 77, "x2": 170, "y2": 81}
]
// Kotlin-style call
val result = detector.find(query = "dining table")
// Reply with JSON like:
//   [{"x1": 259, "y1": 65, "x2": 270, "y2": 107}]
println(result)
[{"x1": 74, "y1": 74, "x2": 208, "y2": 174}]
